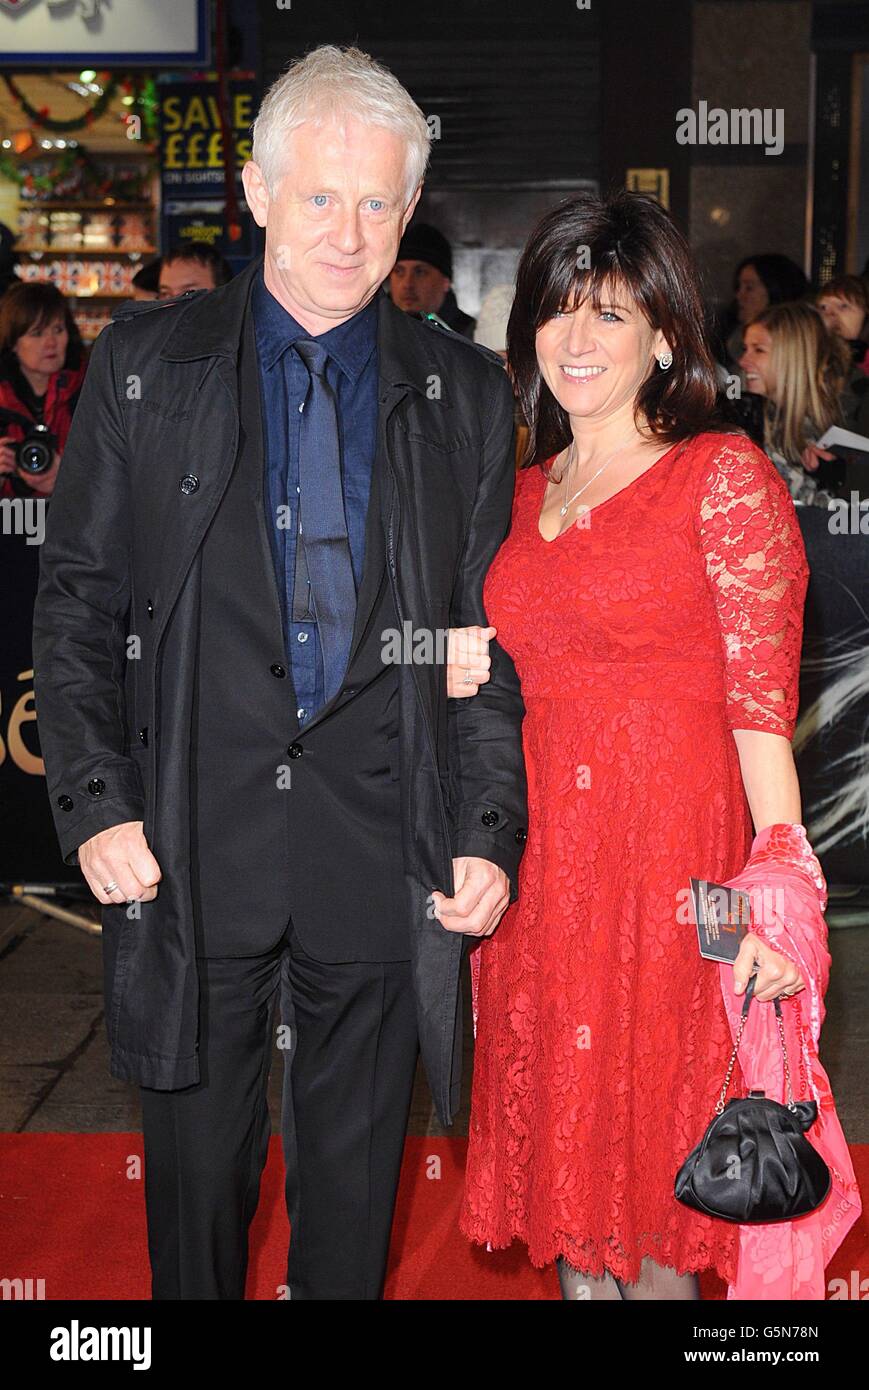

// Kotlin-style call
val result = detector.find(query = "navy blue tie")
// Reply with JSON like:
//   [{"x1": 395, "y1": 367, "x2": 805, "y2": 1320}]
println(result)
[{"x1": 294, "y1": 338, "x2": 357, "y2": 706}]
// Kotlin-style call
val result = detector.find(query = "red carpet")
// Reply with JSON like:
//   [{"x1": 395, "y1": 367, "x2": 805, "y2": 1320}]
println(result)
[{"x1": 1, "y1": 1134, "x2": 866, "y2": 1299}]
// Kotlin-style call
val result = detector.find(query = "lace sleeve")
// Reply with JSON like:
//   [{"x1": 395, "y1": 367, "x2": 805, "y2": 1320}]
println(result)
[{"x1": 695, "y1": 435, "x2": 809, "y2": 738}]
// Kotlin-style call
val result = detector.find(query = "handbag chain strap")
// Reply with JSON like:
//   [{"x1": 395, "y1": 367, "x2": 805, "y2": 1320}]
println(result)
[{"x1": 715, "y1": 975, "x2": 796, "y2": 1116}]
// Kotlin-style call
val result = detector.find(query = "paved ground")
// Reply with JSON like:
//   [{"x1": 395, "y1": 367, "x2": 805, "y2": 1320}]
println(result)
[{"x1": 1, "y1": 892, "x2": 867, "y2": 1142}]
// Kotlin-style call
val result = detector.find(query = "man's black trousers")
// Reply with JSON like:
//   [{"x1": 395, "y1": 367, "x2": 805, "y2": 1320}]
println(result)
[{"x1": 140, "y1": 917, "x2": 420, "y2": 1300}]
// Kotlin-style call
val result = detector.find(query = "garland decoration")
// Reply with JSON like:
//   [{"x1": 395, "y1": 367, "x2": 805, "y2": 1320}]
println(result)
[
  {"x1": 3, "y1": 74, "x2": 119, "y2": 132},
  {"x1": 0, "y1": 143, "x2": 154, "y2": 202}
]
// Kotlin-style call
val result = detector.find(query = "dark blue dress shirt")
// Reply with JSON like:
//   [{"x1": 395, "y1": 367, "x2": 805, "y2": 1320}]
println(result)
[{"x1": 252, "y1": 267, "x2": 379, "y2": 727}]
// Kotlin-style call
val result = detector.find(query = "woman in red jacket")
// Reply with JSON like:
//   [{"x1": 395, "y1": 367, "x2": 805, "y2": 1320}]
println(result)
[{"x1": 0, "y1": 282, "x2": 86, "y2": 500}]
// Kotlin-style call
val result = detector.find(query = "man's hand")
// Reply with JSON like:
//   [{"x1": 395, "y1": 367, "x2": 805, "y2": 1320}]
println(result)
[
  {"x1": 79, "y1": 820, "x2": 162, "y2": 906},
  {"x1": 430, "y1": 856, "x2": 510, "y2": 937},
  {"x1": 733, "y1": 930, "x2": 805, "y2": 1002},
  {"x1": 446, "y1": 625, "x2": 494, "y2": 698}
]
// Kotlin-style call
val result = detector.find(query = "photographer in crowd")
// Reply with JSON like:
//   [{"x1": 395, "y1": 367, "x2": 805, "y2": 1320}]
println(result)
[{"x1": 0, "y1": 282, "x2": 86, "y2": 500}]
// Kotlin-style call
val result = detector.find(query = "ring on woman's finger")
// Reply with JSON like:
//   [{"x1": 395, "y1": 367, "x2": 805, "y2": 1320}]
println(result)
[
  {"x1": 103, "y1": 881, "x2": 120, "y2": 894},
  {"x1": 462, "y1": 668, "x2": 474, "y2": 685}
]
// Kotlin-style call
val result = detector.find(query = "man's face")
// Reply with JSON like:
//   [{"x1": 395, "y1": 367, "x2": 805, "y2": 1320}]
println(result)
[
  {"x1": 389, "y1": 259, "x2": 450, "y2": 316},
  {"x1": 158, "y1": 259, "x2": 218, "y2": 299},
  {"x1": 242, "y1": 115, "x2": 421, "y2": 335}
]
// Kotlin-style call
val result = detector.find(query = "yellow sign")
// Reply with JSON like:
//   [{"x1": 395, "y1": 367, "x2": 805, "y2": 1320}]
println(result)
[{"x1": 625, "y1": 168, "x2": 670, "y2": 209}]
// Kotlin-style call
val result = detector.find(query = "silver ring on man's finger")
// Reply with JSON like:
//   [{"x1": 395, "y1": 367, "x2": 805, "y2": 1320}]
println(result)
[{"x1": 103, "y1": 881, "x2": 119, "y2": 894}]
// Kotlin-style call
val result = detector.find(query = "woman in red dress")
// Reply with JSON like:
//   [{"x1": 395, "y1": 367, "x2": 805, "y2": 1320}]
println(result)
[{"x1": 444, "y1": 191, "x2": 810, "y2": 1299}]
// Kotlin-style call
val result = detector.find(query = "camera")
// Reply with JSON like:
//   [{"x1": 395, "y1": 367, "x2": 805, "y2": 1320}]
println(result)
[
  {"x1": 14, "y1": 423, "x2": 57, "y2": 474},
  {"x1": 0, "y1": 408, "x2": 58, "y2": 475}
]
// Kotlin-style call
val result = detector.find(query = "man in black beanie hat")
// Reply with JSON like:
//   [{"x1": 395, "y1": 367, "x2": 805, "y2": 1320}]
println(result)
[{"x1": 388, "y1": 221, "x2": 476, "y2": 338}]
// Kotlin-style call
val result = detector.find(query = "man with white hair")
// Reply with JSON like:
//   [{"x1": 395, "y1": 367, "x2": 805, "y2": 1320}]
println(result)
[{"x1": 32, "y1": 45, "x2": 527, "y2": 1300}]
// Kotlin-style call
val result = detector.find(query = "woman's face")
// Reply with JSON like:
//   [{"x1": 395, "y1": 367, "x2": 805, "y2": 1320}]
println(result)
[
  {"x1": 535, "y1": 283, "x2": 668, "y2": 428},
  {"x1": 14, "y1": 316, "x2": 68, "y2": 377},
  {"x1": 816, "y1": 294, "x2": 865, "y2": 341},
  {"x1": 739, "y1": 322, "x2": 776, "y2": 398},
  {"x1": 735, "y1": 264, "x2": 769, "y2": 325}
]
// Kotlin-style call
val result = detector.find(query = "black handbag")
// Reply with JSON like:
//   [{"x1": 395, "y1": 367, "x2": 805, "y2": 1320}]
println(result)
[{"x1": 675, "y1": 976, "x2": 831, "y2": 1223}]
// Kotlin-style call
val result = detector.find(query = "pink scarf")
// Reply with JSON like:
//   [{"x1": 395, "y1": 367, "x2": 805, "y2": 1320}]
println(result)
[{"x1": 717, "y1": 822, "x2": 862, "y2": 1299}]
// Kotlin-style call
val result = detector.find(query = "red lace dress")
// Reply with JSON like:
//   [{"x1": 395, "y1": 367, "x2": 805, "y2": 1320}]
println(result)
[{"x1": 459, "y1": 431, "x2": 810, "y2": 1283}]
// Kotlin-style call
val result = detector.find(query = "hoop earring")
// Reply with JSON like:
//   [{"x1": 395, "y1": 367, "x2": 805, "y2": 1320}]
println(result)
[{"x1": 657, "y1": 352, "x2": 673, "y2": 371}]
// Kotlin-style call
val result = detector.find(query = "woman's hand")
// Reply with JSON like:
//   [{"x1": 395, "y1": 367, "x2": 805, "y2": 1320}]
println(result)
[
  {"x1": 446, "y1": 624, "x2": 495, "y2": 697},
  {"x1": 0, "y1": 435, "x2": 17, "y2": 477},
  {"x1": 733, "y1": 930, "x2": 805, "y2": 1002},
  {"x1": 800, "y1": 442, "x2": 834, "y2": 474}
]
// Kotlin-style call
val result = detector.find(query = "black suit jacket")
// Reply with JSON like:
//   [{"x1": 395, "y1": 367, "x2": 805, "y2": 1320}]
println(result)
[
  {"x1": 31, "y1": 254, "x2": 528, "y2": 1125},
  {"x1": 189, "y1": 285, "x2": 409, "y2": 962}
]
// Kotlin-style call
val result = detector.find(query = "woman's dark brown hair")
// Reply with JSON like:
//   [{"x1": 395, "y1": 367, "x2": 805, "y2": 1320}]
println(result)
[
  {"x1": 0, "y1": 280, "x2": 83, "y2": 369},
  {"x1": 507, "y1": 189, "x2": 720, "y2": 470}
]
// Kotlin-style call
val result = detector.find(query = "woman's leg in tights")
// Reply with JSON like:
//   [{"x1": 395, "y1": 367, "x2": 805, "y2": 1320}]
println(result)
[
  {"x1": 616, "y1": 1256, "x2": 700, "y2": 1300},
  {"x1": 557, "y1": 1255, "x2": 701, "y2": 1300},
  {"x1": 556, "y1": 1256, "x2": 623, "y2": 1300}
]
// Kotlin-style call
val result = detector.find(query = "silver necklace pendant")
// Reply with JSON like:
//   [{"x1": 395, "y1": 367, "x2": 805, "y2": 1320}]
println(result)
[
  {"x1": 558, "y1": 435, "x2": 636, "y2": 517},
  {"x1": 558, "y1": 441, "x2": 577, "y2": 515}
]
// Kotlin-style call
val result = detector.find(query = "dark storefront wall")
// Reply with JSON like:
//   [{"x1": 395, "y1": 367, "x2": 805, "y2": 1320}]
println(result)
[
  {"x1": 255, "y1": 1, "x2": 694, "y2": 314},
  {"x1": 812, "y1": 1, "x2": 869, "y2": 281},
  {"x1": 690, "y1": 1, "x2": 812, "y2": 307}
]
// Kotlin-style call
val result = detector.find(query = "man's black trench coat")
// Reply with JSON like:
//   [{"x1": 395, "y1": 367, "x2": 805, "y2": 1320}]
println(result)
[{"x1": 31, "y1": 256, "x2": 528, "y2": 1127}]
